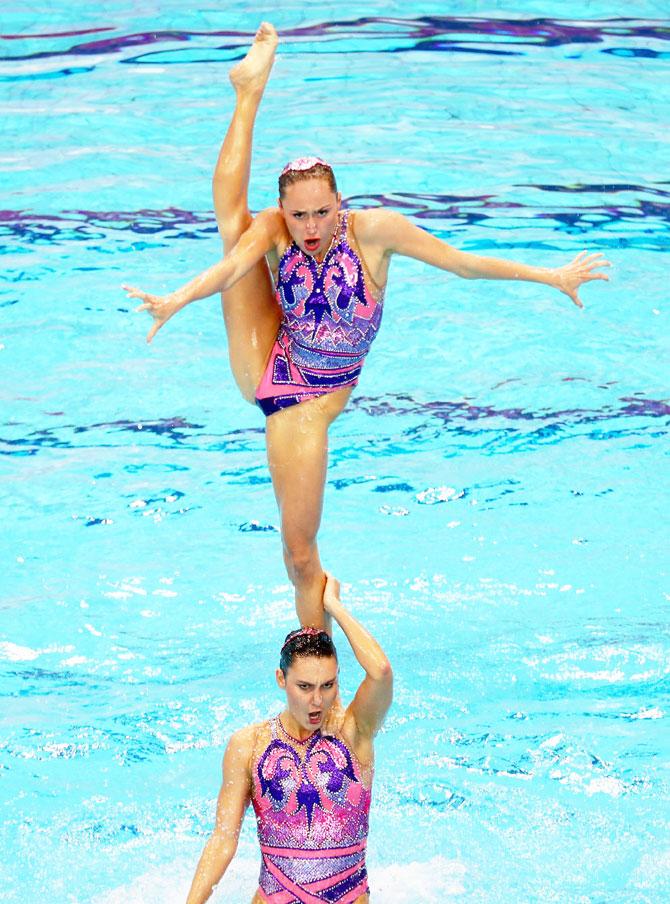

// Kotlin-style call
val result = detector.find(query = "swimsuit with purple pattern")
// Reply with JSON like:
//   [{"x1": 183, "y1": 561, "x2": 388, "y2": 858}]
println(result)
[
  {"x1": 251, "y1": 718, "x2": 371, "y2": 903},
  {"x1": 255, "y1": 211, "x2": 384, "y2": 417}
]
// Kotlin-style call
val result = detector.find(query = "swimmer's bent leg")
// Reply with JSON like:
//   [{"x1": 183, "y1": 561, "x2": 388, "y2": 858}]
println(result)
[{"x1": 214, "y1": 25, "x2": 281, "y2": 403}]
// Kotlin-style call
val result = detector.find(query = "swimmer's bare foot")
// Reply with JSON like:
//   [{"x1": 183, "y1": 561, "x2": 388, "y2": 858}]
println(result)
[{"x1": 229, "y1": 22, "x2": 278, "y2": 98}]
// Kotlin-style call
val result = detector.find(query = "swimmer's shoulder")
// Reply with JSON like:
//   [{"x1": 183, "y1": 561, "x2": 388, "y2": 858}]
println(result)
[
  {"x1": 349, "y1": 206, "x2": 408, "y2": 254},
  {"x1": 255, "y1": 206, "x2": 283, "y2": 227},
  {"x1": 224, "y1": 721, "x2": 268, "y2": 771},
  {"x1": 254, "y1": 206, "x2": 290, "y2": 260},
  {"x1": 256, "y1": 206, "x2": 289, "y2": 240}
]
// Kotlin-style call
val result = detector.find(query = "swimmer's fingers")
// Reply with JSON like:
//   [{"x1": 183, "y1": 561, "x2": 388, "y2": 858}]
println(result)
[
  {"x1": 123, "y1": 283, "x2": 150, "y2": 300},
  {"x1": 323, "y1": 572, "x2": 342, "y2": 612},
  {"x1": 576, "y1": 251, "x2": 611, "y2": 273},
  {"x1": 143, "y1": 308, "x2": 173, "y2": 343},
  {"x1": 146, "y1": 321, "x2": 162, "y2": 344},
  {"x1": 556, "y1": 251, "x2": 611, "y2": 308},
  {"x1": 122, "y1": 284, "x2": 174, "y2": 343},
  {"x1": 565, "y1": 288, "x2": 584, "y2": 309},
  {"x1": 122, "y1": 284, "x2": 160, "y2": 310},
  {"x1": 572, "y1": 251, "x2": 612, "y2": 274}
]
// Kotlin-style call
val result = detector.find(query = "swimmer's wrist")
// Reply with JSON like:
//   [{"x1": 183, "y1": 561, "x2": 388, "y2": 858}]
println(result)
[
  {"x1": 520, "y1": 265, "x2": 559, "y2": 288},
  {"x1": 168, "y1": 288, "x2": 194, "y2": 312},
  {"x1": 169, "y1": 257, "x2": 232, "y2": 312},
  {"x1": 324, "y1": 594, "x2": 345, "y2": 618},
  {"x1": 546, "y1": 267, "x2": 563, "y2": 292},
  {"x1": 544, "y1": 267, "x2": 562, "y2": 290}
]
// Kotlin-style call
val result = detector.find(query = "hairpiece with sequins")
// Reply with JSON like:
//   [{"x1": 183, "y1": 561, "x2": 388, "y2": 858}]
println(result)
[{"x1": 280, "y1": 156, "x2": 333, "y2": 176}]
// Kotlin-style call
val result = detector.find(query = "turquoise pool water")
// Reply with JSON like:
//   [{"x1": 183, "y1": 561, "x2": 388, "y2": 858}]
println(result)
[{"x1": 1, "y1": 2, "x2": 669, "y2": 902}]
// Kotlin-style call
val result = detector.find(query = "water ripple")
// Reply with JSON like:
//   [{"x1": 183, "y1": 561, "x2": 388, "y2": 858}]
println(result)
[
  {"x1": 2, "y1": 16, "x2": 668, "y2": 69},
  {"x1": 1, "y1": 183, "x2": 668, "y2": 258},
  {"x1": 1, "y1": 394, "x2": 667, "y2": 458}
]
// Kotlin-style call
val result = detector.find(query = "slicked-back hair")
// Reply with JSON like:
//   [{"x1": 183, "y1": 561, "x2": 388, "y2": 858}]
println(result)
[
  {"x1": 278, "y1": 163, "x2": 338, "y2": 199},
  {"x1": 279, "y1": 629, "x2": 338, "y2": 676}
]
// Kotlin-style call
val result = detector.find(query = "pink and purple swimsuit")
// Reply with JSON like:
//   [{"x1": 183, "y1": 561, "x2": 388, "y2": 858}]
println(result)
[
  {"x1": 255, "y1": 211, "x2": 384, "y2": 416},
  {"x1": 251, "y1": 717, "x2": 372, "y2": 903}
]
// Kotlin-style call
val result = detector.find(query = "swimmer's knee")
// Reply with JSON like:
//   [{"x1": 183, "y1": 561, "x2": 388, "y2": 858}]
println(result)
[
  {"x1": 283, "y1": 538, "x2": 319, "y2": 583},
  {"x1": 221, "y1": 220, "x2": 252, "y2": 252},
  {"x1": 215, "y1": 200, "x2": 253, "y2": 250}
]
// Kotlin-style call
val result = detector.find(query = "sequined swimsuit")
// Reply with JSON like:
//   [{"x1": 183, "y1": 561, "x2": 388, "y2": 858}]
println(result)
[
  {"x1": 251, "y1": 716, "x2": 372, "y2": 903},
  {"x1": 255, "y1": 211, "x2": 384, "y2": 417}
]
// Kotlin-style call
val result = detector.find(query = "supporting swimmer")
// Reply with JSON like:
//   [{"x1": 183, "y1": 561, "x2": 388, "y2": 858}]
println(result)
[{"x1": 185, "y1": 574, "x2": 393, "y2": 904}]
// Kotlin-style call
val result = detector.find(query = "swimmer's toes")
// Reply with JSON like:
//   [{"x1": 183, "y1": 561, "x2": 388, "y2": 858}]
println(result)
[
  {"x1": 229, "y1": 23, "x2": 278, "y2": 93},
  {"x1": 257, "y1": 22, "x2": 278, "y2": 44}
]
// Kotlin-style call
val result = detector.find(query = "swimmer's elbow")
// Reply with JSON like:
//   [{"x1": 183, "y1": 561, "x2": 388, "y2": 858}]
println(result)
[
  {"x1": 450, "y1": 251, "x2": 480, "y2": 280},
  {"x1": 370, "y1": 656, "x2": 393, "y2": 684},
  {"x1": 207, "y1": 830, "x2": 238, "y2": 867}
]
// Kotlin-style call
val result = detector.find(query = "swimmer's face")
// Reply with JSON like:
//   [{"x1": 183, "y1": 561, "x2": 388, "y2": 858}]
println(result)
[
  {"x1": 279, "y1": 179, "x2": 341, "y2": 260},
  {"x1": 276, "y1": 654, "x2": 339, "y2": 736}
]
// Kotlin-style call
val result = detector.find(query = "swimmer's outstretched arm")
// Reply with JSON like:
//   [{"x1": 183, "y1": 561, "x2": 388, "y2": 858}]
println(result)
[
  {"x1": 323, "y1": 574, "x2": 393, "y2": 739},
  {"x1": 185, "y1": 725, "x2": 255, "y2": 904},
  {"x1": 123, "y1": 209, "x2": 282, "y2": 343},
  {"x1": 359, "y1": 209, "x2": 610, "y2": 309}
]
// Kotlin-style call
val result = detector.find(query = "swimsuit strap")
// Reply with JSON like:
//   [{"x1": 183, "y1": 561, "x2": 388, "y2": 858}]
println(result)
[{"x1": 339, "y1": 208, "x2": 350, "y2": 242}]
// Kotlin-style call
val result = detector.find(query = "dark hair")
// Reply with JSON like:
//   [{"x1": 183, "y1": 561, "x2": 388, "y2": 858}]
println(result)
[
  {"x1": 278, "y1": 162, "x2": 338, "y2": 199},
  {"x1": 279, "y1": 629, "x2": 338, "y2": 676}
]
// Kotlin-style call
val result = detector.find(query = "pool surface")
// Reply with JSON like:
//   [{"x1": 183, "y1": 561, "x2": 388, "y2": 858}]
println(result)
[{"x1": 1, "y1": 2, "x2": 669, "y2": 902}]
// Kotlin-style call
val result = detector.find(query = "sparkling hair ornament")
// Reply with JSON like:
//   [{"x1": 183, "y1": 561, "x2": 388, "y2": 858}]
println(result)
[
  {"x1": 278, "y1": 156, "x2": 338, "y2": 198},
  {"x1": 280, "y1": 156, "x2": 333, "y2": 176}
]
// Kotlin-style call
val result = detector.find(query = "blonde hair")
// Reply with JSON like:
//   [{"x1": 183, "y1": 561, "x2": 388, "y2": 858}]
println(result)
[{"x1": 278, "y1": 162, "x2": 338, "y2": 198}]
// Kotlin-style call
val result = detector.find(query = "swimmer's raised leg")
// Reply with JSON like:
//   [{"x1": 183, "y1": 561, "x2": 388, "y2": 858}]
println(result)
[
  {"x1": 213, "y1": 22, "x2": 281, "y2": 402},
  {"x1": 130, "y1": 25, "x2": 334, "y2": 630},
  {"x1": 212, "y1": 26, "x2": 330, "y2": 630}
]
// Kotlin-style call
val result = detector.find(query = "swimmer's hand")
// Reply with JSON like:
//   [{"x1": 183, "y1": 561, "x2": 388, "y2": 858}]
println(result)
[
  {"x1": 122, "y1": 284, "x2": 183, "y2": 343},
  {"x1": 551, "y1": 251, "x2": 611, "y2": 309},
  {"x1": 323, "y1": 572, "x2": 342, "y2": 615}
]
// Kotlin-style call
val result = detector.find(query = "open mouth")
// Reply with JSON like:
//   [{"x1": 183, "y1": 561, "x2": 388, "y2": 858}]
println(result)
[
  {"x1": 308, "y1": 711, "x2": 322, "y2": 725},
  {"x1": 304, "y1": 238, "x2": 320, "y2": 253}
]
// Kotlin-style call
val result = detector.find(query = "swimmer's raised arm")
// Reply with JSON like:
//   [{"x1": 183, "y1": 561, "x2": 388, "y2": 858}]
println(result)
[
  {"x1": 124, "y1": 208, "x2": 283, "y2": 342},
  {"x1": 357, "y1": 207, "x2": 610, "y2": 309},
  {"x1": 323, "y1": 574, "x2": 392, "y2": 743},
  {"x1": 185, "y1": 725, "x2": 254, "y2": 904}
]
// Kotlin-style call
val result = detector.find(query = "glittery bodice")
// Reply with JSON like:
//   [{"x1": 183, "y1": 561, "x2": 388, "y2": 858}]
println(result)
[
  {"x1": 252, "y1": 717, "x2": 371, "y2": 849},
  {"x1": 275, "y1": 211, "x2": 384, "y2": 372},
  {"x1": 251, "y1": 717, "x2": 372, "y2": 902}
]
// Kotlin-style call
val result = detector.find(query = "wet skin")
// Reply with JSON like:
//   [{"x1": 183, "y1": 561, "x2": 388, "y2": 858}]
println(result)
[
  {"x1": 279, "y1": 179, "x2": 342, "y2": 260},
  {"x1": 276, "y1": 654, "x2": 339, "y2": 739}
]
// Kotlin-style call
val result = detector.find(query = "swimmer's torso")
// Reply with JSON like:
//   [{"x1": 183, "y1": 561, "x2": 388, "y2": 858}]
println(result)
[
  {"x1": 249, "y1": 715, "x2": 373, "y2": 903},
  {"x1": 255, "y1": 211, "x2": 384, "y2": 416}
]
